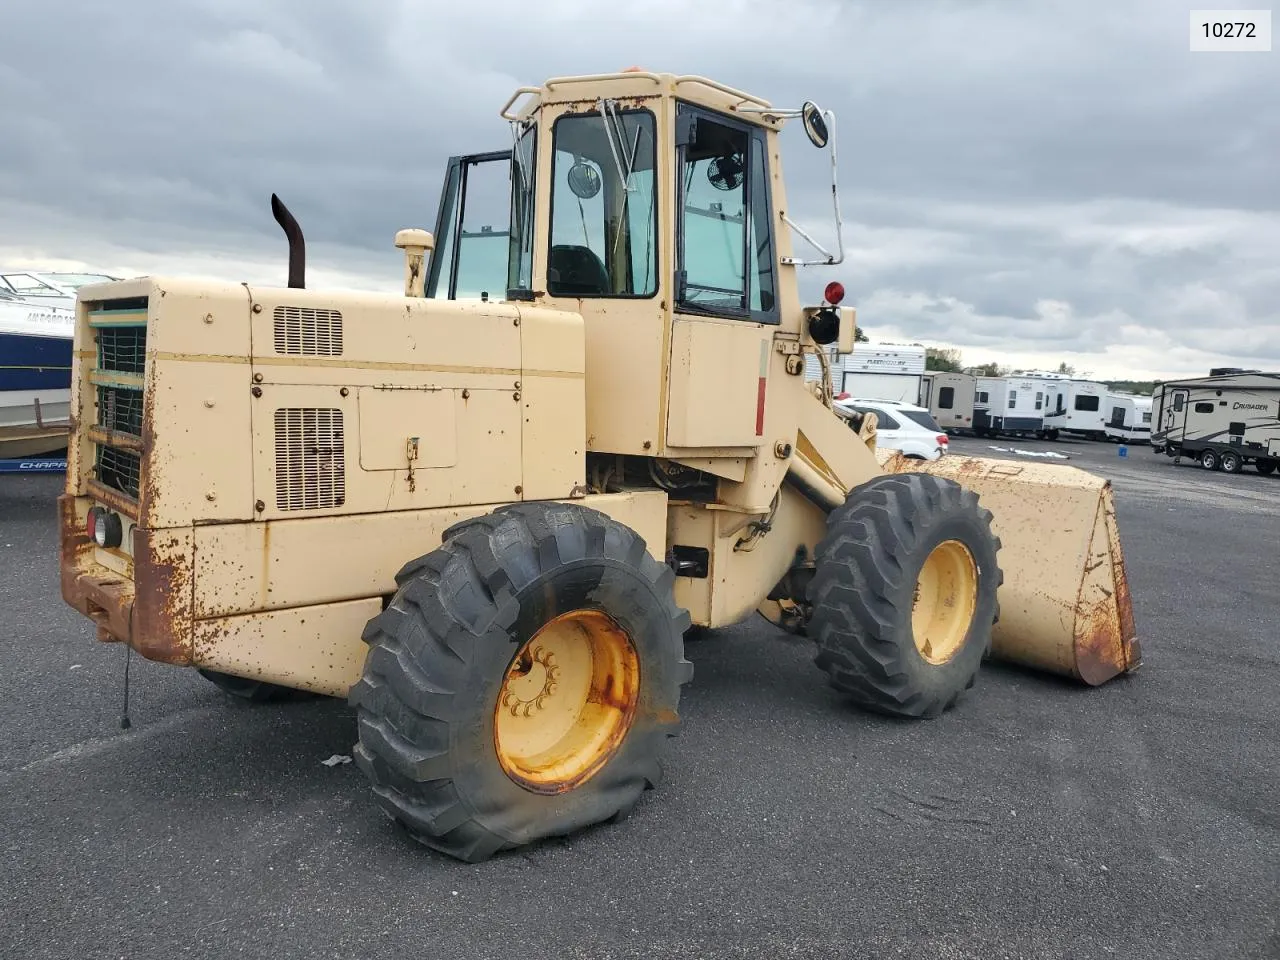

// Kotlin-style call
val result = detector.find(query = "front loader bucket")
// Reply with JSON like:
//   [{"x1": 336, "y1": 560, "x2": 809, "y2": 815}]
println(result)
[{"x1": 878, "y1": 451, "x2": 1141, "y2": 685}]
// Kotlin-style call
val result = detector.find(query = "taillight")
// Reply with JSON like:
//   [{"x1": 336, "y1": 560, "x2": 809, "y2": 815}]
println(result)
[
  {"x1": 937, "y1": 434, "x2": 949, "y2": 445},
  {"x1": 86, "y1": 506, "x2": 123, "y2": 549}
]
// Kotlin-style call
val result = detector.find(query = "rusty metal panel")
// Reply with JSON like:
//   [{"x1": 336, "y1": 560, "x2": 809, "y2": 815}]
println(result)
[
  {"x1": 59, "y1": 493, "x2": 195, "y2": 665},
  {"x1": 193, "y1": 598, "x2": 381, "y2": 697},
  {"x1": 130, "y1": 525, "x2": 195, "y2": 665},
  {"x1": 192, "y1": 504, "x2": 496, "y2": 618},
  {"x1": 192, "y1": 491, "x2": 670, "y2": 621}
]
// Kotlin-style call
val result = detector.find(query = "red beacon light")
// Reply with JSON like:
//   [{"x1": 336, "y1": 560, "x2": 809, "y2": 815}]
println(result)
[{"x1": 824, "y1": 281, "x2": 845, "y2": 306}]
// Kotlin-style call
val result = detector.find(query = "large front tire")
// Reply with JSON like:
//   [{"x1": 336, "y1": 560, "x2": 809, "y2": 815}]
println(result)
[
  {"x1": 350, "y1": 502, "x2": 693, "y2": 863},
  {"x1": 807, "y1": 473, "x2": 1002, "y2": 718}
]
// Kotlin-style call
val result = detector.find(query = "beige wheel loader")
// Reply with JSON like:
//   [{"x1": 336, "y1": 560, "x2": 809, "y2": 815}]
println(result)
[{"x1": 58, "y1": 70, "x2": 1140, "y2": 862}]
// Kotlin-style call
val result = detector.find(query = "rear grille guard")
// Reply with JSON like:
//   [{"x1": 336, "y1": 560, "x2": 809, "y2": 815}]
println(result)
[{"x1": 88, "y1": 300, "x2": 149, "y2": 506}]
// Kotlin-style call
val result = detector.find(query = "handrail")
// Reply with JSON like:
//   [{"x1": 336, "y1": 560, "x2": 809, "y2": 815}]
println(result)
[
  {"x1": 499, "y1": 86, "x2": 542, "y2": 121},
  {"x1": 672, "y1": 75, "x2": 771, "y2": 107},
  {"x1": 544, "y1": 71, "x2": 664, "y2": 89}
]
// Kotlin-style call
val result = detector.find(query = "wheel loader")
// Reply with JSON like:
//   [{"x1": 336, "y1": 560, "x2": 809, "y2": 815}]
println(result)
[{"x1": 58, "y1": 70, "x2": 1140, "y2": 863}]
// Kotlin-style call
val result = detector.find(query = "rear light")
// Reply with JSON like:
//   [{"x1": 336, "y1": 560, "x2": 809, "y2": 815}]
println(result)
[
  {"x1": 824, "y1": 281, "x2": 845, "y2": 305},
  {"x1": 937, "y1": 435, "x2": 949, "y2": 445},
  {"x1": 86, "y1": 506, "x2": 123, "y2": 549}
]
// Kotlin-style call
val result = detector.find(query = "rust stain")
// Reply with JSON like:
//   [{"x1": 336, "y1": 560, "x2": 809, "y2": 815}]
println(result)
[
  {"x1": 1070, "y1": 487, "x2": 1141, "y2": 686},
  {"x1": 131, "y1": 527, "x2": 195, "y2": 665},
  {"x1": 59, "y1": 494, "x2": 194, "y2": 666},
  {"x1": 1073, "y1": 594, "x2": 1125, "y2": 687},
  {"x1": 947, "y1": 456, "x2": 992, "y2": 480},
  {"x1": 59, "y1": 494, "x2": 130, "y2": 643},
  {"x1": 494, "y1": 608, "x2": 640, "y2": 797},
  {"x1": 1104, "y1": 488, "x2": 1142, "y2": 674},
  {"x1": 86, "y1": 425, "x2": 144, "y2": 453},
  {"x1": 139, "y1": 361, "x2": 160, "y2": 527},
  {"x1": 86, "y1": 480, "x2": 139, "y2": 522}
]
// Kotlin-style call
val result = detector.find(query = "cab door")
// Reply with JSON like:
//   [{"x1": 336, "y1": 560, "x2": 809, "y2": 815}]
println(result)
[
  {"x1": 425, "y1": 150, "x2": 515, "y2": 301},
  {"x1": 664, "y1": 104, "x2": 780, "y2": 451}
]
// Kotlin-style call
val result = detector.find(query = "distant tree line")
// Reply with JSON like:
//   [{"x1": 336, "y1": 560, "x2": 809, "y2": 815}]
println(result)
[
  {"x1": 923, "y1": 353, "x2": 1157, "y2": 392},
  {"x1": 1105, "y1": 380, "x2": 1157, "y2": 395}
]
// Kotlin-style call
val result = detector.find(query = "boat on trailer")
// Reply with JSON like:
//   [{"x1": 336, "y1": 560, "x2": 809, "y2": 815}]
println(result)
[{"x1": 0, "y1": 289, "x2": 76, "y2": 459}]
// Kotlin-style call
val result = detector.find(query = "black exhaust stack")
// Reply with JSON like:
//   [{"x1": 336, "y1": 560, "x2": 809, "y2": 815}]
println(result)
[{"x1": 270, "y1": 193, "x2": 305, "y2": 289}]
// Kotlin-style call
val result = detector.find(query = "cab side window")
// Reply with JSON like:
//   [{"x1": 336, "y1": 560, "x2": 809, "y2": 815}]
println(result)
[{"x1": 674, "y1": 105, "x2": 778, "y2": 322}]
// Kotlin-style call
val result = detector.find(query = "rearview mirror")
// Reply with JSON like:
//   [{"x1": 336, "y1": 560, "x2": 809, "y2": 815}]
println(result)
[{"x1": 801, "y1": 101, "x2": 829, "y2": 149}]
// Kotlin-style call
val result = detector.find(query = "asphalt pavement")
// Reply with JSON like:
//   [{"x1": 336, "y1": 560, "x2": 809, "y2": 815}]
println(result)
[{"x1": 1, "y1": 437, "x2": 1277, "y2": 960}]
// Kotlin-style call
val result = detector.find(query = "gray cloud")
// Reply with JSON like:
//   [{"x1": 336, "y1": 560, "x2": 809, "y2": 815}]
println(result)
[{"x1": 1, "y1": 0, "x2": 1276, "y2": 379}]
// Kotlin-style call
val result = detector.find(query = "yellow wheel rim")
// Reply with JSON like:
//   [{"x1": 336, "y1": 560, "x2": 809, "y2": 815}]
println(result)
[
  {"x1": 494, "y1": 608, "x2": 641, "y2": 794},
  {"x1": 910, "y1": 540, "x2": 979, "y2": 665}
]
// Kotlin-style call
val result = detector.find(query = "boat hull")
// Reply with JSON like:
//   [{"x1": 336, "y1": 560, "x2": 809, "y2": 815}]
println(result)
[{"x1": 0, "y1": 329, "x2": 73, "y2": 457}]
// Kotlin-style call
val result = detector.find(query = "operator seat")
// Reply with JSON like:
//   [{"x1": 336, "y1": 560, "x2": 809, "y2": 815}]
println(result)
[{"x1": 548, "y1": 244, "x2": 610, "y2": 296}]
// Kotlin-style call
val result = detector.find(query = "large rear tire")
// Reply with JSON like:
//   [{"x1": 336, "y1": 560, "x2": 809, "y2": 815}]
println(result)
[
  {"x1": 807, "y1": 473, "x2": 1002, "y2": 718},
  {"x1": 1257, "y1": 460, "x2": 1276, "y2": 476},
  {"x1": 350, "y1": 502, "x2": 693, "y2": 863}
]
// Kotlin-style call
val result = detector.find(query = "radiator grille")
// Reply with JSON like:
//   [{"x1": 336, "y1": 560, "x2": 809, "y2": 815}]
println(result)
[
  {"x1": 273, "y1": 306, "x2": 343, "y2": 356},
  {"x1": 96, "y1": 446, "x2": 141, "y2": 500},
  {"x1": 274, "y1": 408, "x2": 346, "y2": 511},
  {"x1": 97, "y1": 386, "x2": 144, "y2": 436},
  {"x1": 97, "y1": 326, "x2": 147, "y2": 374}
]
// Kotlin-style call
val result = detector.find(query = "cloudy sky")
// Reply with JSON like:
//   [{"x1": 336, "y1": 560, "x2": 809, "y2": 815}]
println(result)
[{"x1": 2, "y1": 0, "x2": 1276, "y2": 379}]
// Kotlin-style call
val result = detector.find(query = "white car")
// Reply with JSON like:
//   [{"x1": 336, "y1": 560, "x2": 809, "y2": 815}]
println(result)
[{"x1": 833, "y1": 395, "x2": 950, "y2": 461}]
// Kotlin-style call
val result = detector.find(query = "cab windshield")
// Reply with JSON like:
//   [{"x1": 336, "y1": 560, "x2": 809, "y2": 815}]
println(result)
[{"x1": 546, "y1": 109, "x2": 657, "y2": 298}]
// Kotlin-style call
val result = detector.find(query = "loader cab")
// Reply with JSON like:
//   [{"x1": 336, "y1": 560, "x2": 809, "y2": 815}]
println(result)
[{"x1": 422, "y1": 72, "x2": 842, "y2": 463}]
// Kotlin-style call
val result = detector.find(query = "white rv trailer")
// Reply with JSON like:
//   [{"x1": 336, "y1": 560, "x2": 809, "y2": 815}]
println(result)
[
  {"x1": 834, "y1": 343, "x2": 926, "y2": 404},
  {"x1": 971, "y1": 374, "x2": 1053, "y2": 437},
  {"x1": 1151, "y1": 371, "x2": 1280, "y2": 475},
  {"x1": 1103, "y1": 393, "x2": 1153, "y2": 443},
  {"x1": 919, "y1": 371, "x2": 976, "y2": 433},
  {"x1": 1042, "y1": 377, "x2": 1110, "y2": 440}
]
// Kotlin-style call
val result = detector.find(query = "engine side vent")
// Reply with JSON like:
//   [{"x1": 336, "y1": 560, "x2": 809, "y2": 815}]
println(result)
[
  {"x1": 274, "y1": 408, "x2": 346, "y2": 511},
  {"x1": 273, "y1": 306, "x2": 343, "y2": 356}
]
